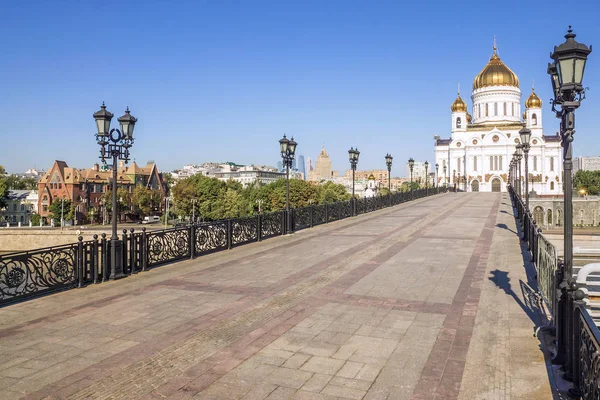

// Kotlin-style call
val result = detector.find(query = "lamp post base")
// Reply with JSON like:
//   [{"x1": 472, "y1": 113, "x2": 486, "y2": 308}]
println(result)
[{"x1": 110, "y1": 239, "x2": 125, "y2": 280}]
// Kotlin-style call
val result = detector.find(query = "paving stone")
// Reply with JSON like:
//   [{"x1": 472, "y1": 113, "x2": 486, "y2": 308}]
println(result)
[
  {"x1": 300, "y1": 356, "x2": 345, "y2": 375},
  {"x1": 267, "y1": 367, "x2": 314, "y2": 390}
]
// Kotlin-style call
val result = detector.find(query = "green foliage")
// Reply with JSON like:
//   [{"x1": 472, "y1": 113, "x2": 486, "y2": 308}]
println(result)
[
  {"x1": 30, "y1": 213, "x2": 41, "y2": 226},
  {"x1": 131, "y1": 186, "x2": 162, "y2": 218},
  {"x1": 162, "y1": 172, "x2": 174, "y2": 193},
  {"x1": 574, "y1": 170, "x2": 600, "y2": 195},
  {"x1": 101, "y1": 188, "x2": 131, "y2": 220},
  {"x1": 0, "y1": 165, "x2": 6, "y2": 209},
  {"x1": 378, "y1": 187, "x2": 391, "y2": 197},
  {"x1": 48, "y1": 199, "x2": 72, "y2": 221},
  {"x1": 399, "y1": 181, "x2": 420, "y2": 192},
  {"x1": 5, "y1": 175, "x2": 37, "y2": 190},
  {"x1": 171, "y1": 176, "x2": 351, "y2": 221}
]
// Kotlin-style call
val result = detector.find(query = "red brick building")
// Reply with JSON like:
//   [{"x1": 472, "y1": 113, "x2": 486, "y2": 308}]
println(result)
[{"x1": 38, "y1": 160, "x2": 167, "y2": 224}]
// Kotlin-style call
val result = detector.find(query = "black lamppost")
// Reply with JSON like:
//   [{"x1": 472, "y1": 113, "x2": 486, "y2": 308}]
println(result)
[
  {"x1": 279, "y1": 134, "x2": 297, "y2": 233},
  {"x1": 93, "y1": 103, "x2": 137, "y2": 280},
  {"x1": 519, "y1": 126, "x2": 532, "y2": 210},
  {"x1": 548, "y1": 27, "x2": 592, "y2": 375},
  {"x1": 349, "y1": 148, "x2": 360, "y2": 215},
  {"x1": 408, "y1": 158, "x2": 414, "y2": 190},
  {"x1": 435, "y1": 163, "x2": 439, "y2": 189},
  {"x1": 453, "y1": 169, "x2": 456, "y2": 191},
  {"x1": 385, "y1": 154, "x2": 393, "y2": 192},
  {"x1": 424, "y1": 161, "x2": 429, "y2": 195},
  {"x1": 516, "y1": 144, "x2": 523, "y2": 197}
]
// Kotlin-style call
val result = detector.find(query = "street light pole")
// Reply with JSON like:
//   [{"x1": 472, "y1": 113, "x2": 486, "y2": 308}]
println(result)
[
  {"x1": 424, "y1": 161, "x2": 429, "y2": 195},
  {"x1": 443, "y1": 165, "x2": 447, "y2": 188},
  {"x1": 349, "y1": 148, "x2": 360, "y2": 215},
  {"x1": 408, "y1": 158, "x2": 414, "y2": 196},
  {"x1": 546, "y1": 28, "x2": 592, "y2": 376},
  {"x1": 385, "y1": 154, "x2": 393, "y2": 206},
  {"x1": 93, "y1": 103, "x2": 136, "y2": 280},
  {"x1": 519, "y1": 126, "x2": 532, "y2": 210},
  {"x1": 435, "y1": 163, "x2": 439, "y2": 189},
  {"x1": 279, "y1": 135, "x2": 297, "y2": 233}
]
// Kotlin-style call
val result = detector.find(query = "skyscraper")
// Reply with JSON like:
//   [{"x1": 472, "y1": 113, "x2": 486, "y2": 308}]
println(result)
[{"x1": 296, "y1": 155, "x2": 306, "y2": 180}]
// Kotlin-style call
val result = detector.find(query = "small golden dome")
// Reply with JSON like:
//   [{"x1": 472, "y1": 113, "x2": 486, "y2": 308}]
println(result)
[
  {"x1": 473, "y1": 43, "x2": 519, "y2": 90},
  {"x1": 451, "y1": 94, "x2": 467, "y2": 112},
  {"x1": 525, "y1": 86, "x2": 542, "y2": 108},
  {"x1": 522, "y1": 111, "x2": 527, "y2": 120},
  {"x1": 368, "y1": 174, "x2": 376, "y2": 180},
  {"x1": 466, "y1": 111, "x2": 472, "y2": 123}
]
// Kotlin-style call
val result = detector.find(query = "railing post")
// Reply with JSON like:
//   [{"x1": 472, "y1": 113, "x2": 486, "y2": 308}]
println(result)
[
  {"x1": 280, "y1": 212, "x2": 286, "y2": 235},
  {"x1": 93, "y1": 234, "x2": 99, "y2": 284},
  {"x1": 141, "y1": 228, "x2": 148, "y2": 271},
  {"x1": 190, "y1": 224, "x2": 196, "y2": 259},
  {"x1": 101, "y1": 233, "x2": 109, "y2": 281},
  {"x1": 122, "y1": 229, "x2": 129, "y2": 275},
  {"x1": 129, "y1": 228, "x2": 137, "y2": 274},
  {"x1": 310, "y1": 206, "x2": 314, "y2": 228},
  {"x1": 553, "y1": 261, "x2": 568, "y2": 365},
  {"x1": 77, "y1": 236, "x2": 84, "y2": 288},
  {"x1": 227, "y1": 219, "x2": 232, "y2": 249},
  {"x1": 325, "y1": 203, "x2": 329, "y2": 223},
  {"x1": 569, "y1": 289, "x2": 585, "y2": 398},
  {"x1": 257, "y1": 214, "x2": 262, "y2": 242}
]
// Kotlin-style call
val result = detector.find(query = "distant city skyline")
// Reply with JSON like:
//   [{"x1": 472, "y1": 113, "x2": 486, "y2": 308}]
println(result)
[{"x1": 1, "y1": 1, "x2": 599, "y2": 173}]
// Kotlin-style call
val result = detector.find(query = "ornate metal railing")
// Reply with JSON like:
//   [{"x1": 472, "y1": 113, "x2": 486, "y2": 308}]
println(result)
[
  {"x1": 510, "y1": 184, "x2": 600, "y2": 398},
  {"x1": 0, "y1": 187, "x2": 447, "y2": 306},
  {"x1": 0, "y1": 243, "x2": 78, "y2": 304}
]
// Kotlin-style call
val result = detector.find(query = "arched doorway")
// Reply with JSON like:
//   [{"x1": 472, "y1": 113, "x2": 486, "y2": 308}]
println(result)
[
  {"x1": 471, "y1": 180, "x2": 480, "y2": 192},
  {"x1": 491, "y1": 178, "x2": 501, "y2": 192},
  {"x1": 547, "y1": 209, "x2": 553, "y2": 227},
  {"x1": 534, "y1": 206, "x2": 544, "y2": 225}
]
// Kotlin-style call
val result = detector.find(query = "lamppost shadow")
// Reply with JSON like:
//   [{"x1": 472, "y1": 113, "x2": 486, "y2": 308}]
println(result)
[
  {"x1": 488, "y1": 269, "x2": 541, "y2": 324},
  {"x1": 496, "y1": 223, "x2": 518, "y2": 236}
]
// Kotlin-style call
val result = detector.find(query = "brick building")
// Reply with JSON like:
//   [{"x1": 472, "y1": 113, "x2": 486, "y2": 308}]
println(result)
[{"x1": 38, "y1": 160, "x2": 167, "y2": 224}]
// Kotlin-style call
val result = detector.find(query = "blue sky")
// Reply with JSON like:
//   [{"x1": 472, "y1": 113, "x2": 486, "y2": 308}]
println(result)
[{"x1": 1, "y1": 0, "x2": 599, "y2": 176}]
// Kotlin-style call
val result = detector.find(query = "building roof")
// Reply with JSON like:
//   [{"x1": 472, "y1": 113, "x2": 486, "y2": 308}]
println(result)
[
  {"x1": 7, "y1": 190, "x2": 31, "y2": 201},
  {"x1": 543, "y1": 134, "x2": 561, "y2": 142},
  {"x1": 435, "y1": 138, "x2": 452, "y2": 146}
]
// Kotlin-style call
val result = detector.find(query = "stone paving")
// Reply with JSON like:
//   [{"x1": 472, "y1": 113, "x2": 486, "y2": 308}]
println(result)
[{"x1": 0, "y1": 193, "x2": 554, "y2": 399}]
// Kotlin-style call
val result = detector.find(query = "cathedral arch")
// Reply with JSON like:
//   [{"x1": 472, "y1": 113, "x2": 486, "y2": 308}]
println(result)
[
  {"x1": 547, "y1": 209, "x2": 553, "y2": 226},
  {"x1": 532, "y1": 113, "x2": 538, "y2": 125},
  {"x1": 533, "y1": 206, "x2": 544, "y2": 224},
  {"x1": 471, "y1": 180, "x2": 480, "y2": 192},
  {"x1": 550, "y1": 181, "x2": 555, "y2": 190},
  {"x1": 491, "y1": 178, "x2": 501, "y2": 192}
]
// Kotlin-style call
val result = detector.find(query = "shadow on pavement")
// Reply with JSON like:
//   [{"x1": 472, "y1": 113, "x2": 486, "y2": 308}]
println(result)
[
  {"x1": 496, "y1": 223, "x2": 518, "y2": 236},
  {"x1": 488, "y1": 270, "x2": 541, "y2": 323}
]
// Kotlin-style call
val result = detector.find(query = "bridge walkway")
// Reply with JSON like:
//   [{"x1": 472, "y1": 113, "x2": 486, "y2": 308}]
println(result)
[{"x1": 0, "y1": 192, "x2": 554, "y2": 399}]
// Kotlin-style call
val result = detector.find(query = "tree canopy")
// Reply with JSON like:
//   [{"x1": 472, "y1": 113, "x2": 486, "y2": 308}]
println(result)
[
  {"x1": 171, "y1": 175, "x2": 351, "y2": 221},
  {"x1": 0, "y1": 165, "x2": 7, "y2": 209},
  {"x1": 574, "y1": 170, "x2": 600, "y2": 195}
]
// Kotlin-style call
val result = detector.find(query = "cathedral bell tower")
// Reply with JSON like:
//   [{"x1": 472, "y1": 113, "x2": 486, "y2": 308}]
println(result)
[
  {"x1": 524, "y1": 83, "x2": 543, "y2": 133},
  {"x1": 451, "y1": 87, "x2": 468, "y2": 136}
]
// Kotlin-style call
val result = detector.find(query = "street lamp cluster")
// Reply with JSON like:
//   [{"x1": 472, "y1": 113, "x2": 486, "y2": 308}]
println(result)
[
  {"x1": 93, "y1": 103, "x2": 138, "y2": 280},
  {"x1": 279, "y1": 134, "x2": 298, "y2": 232},
  {"x1": 348, "y1": 147, "x2": 360, "y2": 215}
]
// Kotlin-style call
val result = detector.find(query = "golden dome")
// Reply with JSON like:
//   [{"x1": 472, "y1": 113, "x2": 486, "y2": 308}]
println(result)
[
  {"x1": 466, "y1": 111, "x2": 472, "y2": 123},
  {"x1": 368, "y1": 174, "x2": 376, "y2": 180},
  {"x1": 525, "y1": 86, "x2": 542, "y2": 108},
  {"x1": 451, "y1": 93, "x2": 467, "y2": 112},
  {"x1": 473, "y1": 44, "x2": 519, "y2": 90}
]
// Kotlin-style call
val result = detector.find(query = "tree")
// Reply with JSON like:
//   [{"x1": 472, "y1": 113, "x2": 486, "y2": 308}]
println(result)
[
  {"x1": 317, "y1": 181, "x2": 351, "y2": 204},
  {"x1": 5, "y1": 175, "x2": 37, "y2": 190},
  {"x1": 378, "y1": 187, "x2": 391, "y2": 197},
  {"x1": 30, "y1": 213, "x2": 41, "y2": 226},
  {"x1": 131, "y1": 186, "x2": 162, "y2": 218},
  {"x1": 101, "y1": 187, "x2": 131, "y2": 221},
  {"x1": 162, "y1": 172, "x2": 174, "y2": 194},
  {"x1": 574, "y1": 170, "x2": 600, "y2": 195},
  {"x1": 0, "y1": 165, "x2": 7, "y2": 209},
  {"x1": 48, "y1": 199, "x2": 72, "y2": 222}
]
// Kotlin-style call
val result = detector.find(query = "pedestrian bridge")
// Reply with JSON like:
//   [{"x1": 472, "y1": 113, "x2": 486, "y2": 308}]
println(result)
[{"x1": 0, "y1": 192, "x2": 566, "y2": 399}]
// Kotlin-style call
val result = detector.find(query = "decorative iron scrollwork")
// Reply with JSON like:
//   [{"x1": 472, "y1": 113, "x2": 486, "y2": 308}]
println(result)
[
  {"x1": 579, "y1": 313, "x2": 600, "y2": 398},
  {"x1": 294, "y1": 207, "x2": 312, "y2": 231},
  {"x1": 0, "y1": 244, "x2": 77, "y2": 304},
  {"x1": 147, "y1": 228, "x2": 190, "y2": 267},
  {"x1": 196, "y1": 221, "x2": 227, "y2": 255},
  {"x1": 231, "y1": 217, "x2": 258, "y2": 246},
  {"x1": 261, "y1": 212, "x2": 283, "y2": 239},
  {"x1": 313, "y1": 204, "x2": 327, "y2": 225}
]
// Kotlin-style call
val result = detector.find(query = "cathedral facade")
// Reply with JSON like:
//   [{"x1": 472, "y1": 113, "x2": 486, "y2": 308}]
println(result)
[{"x1": 434, "y1": 44, "x2": 562, "y2": 194}]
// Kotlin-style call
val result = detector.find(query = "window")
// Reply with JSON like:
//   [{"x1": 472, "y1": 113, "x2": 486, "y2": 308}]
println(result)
[
  {"x1": 20, "y1": 204, "x2": 24, "y2": 211},
  {"x1": 499, "y1": 156, "x2": 502, "y2": 170},
  {"x1": 490, "y1": 156, "x2": 493, "y2": 170},
  {"x1": 533, "y1": 156, "x2": 537, "y2": 171},
  {"x1": 550, "y1": 157, "x2": 555, "y2": 172},
  {"x1": 457, "y1": 158, "x2": 461, "y2": 173},
  {"x1": 473, "y1": 156, "x2": 477, "y2": 171},
  {"x1": 503, "y1": 102, "x2": 507, "y2": 115},
  {"x1": 532, "y1": 113, "x2": 538, "y2": 126},
  {"x1": 58, "y1": 183, "x2": 62, "y2": 189},
  {"x1": 43, "y1": 205, "x2": 48, "y2": 212},
  {"x1": 494, "y1": 103, "x2": 498, "y2": 116},
  {"x1": 478, "y1": 104, "x2": 481, "y2": 118},
  {"x1": 486, "y1": 104, "x2": 489, "y2": 117},
  {"x1": 550, "y1": 181, "x2": 555, "y2": 190},
  {"x1": 456, "y1": 117, "x2": 462, "y2": 128},
  {"x1": 494, "y1": 156, "x2": 498, "y2": 171},
  {"x1": 13, "y1": 204, "x2": 17, "y2": 211},
  {"x1": 512, "y1": 103, "x2": 516, "y2": 116}
]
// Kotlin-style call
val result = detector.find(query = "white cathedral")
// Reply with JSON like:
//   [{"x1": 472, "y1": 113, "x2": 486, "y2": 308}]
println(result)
[{"x1": 434, "y1": 43, "x2": 562, "y2": 194}]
